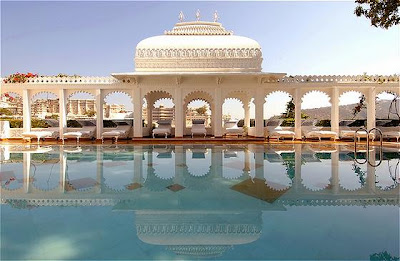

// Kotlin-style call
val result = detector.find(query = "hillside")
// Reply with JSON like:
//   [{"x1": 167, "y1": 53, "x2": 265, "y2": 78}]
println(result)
[{"x1": 272, "y1": 100, "x2": 399, "y2": 120}]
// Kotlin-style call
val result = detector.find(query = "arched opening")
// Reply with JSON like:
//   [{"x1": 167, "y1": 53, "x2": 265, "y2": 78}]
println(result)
[
  {"x1": 264, "y1": 91, "x2": 293, "y2": 128},
  {"x1": 67, "y1": 92, "x2": 96, "y2": 120},
  {"x1": 338, "y1": 91, "x2": 368, "y2": 133},
  {"x1": 30, "y1": 92, "x2": 59, "y2": 130},
  {"x1": 103, "y1": 91, "x2": 133, "y2": 120},
  {"x1": 31, "y1": 92, "x2": 59, "y2": 120},
  {"x1": 143, "y1": 91, "x2": 175, "y2": 136},
  {"x1": 0, "y1": 92, "x2": 23, "y2": 117},
  {"x1": 301, "y1": 90, "x2": 331, "y2": 125}
]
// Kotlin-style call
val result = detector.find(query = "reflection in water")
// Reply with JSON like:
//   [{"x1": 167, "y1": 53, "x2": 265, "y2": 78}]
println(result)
[{"x1": 0, "y1": 144, "x2": 399, "y2": 259}]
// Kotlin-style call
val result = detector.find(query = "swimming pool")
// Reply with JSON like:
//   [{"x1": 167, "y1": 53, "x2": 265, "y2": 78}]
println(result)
[{"x1": 1, "y1": 144, "x2": 399, "y2": 260}]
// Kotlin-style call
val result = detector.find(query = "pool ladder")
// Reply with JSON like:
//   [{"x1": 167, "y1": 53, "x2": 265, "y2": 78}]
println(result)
[{"x1": 354, "y1": 127, "x2": 383, "y2": 167}]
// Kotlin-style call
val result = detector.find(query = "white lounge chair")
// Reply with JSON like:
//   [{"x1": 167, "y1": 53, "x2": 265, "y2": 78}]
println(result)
[
  {"x1": 302, "y1": 120, "x2": 338, "y2": 141},
  {"x1": 224, "y1": 120, "x2": 244, "y2": 137},
  {"x1": 191, "y1": 119, "x2": 206, "y2": 138},
  {"x1": 62, "y1": 126, "x2": 96, "y2": 144},
  {"x1": 339, "y1": 120, "x2": 374, "y2": 141},
  {"x1": 22, "y1": 127, "x2": 60, "y2": 144},
  {"x1": 152, "y1": 120, "x2": 172, "y2": 138},
  {"x1": 266, "y1": 120, "x2": 295, "y2": 141},
  {"x1": 102, "y1": 125, "x2": 131, "y2": 143}
]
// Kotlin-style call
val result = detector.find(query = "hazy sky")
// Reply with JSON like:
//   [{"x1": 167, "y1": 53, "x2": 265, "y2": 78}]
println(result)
[{"x1": 2, "y1": 1, "x2": 398, "y2": 119}]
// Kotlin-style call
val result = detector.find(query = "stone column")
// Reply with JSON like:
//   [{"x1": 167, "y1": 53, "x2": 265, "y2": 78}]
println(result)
[
  {"x1": 147, "y1": 103, "x2": 153, "y2": 129},
  {"x1": 331, "y1": 87, "x2": 339, "y2": 137},
  {"x1": 133, "y1": 88, "x2": 143, "y2": 138},
  {"x1": 22, "y1": 89, "x2": 31, "y2": 133},
  {"x1": 59, "y1": 89, "x2": 67, "y2": 139},
  {"x1": 244, "y1": 101, "x2": 250, "y2": 128},
  {"x1": 294, "y1": 88, "x2": 302, "y2": 139},
  {"x1": 367, "y1": 87, "x2": 376, "y2": 131},
  {"x1": 95, "y1": 89, "x2": 103, "y2": 140},
  {"x1": 174, "y1": 88, "x2": 183, "y2": 137},
  {"x1": 255, "y1": 89, "x2": 264, "y2": 137},
  {"x1": 214, "y1": 88, "x2": 223, "y2": 137}
]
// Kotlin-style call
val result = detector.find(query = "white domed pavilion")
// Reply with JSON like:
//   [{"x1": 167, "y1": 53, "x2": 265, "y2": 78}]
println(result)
[{"x1": 135, "y1": 21, "x2": 262, "y2": 72}]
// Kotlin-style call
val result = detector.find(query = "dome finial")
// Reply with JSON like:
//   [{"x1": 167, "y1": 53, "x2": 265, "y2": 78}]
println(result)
[
  {"x1": 178, "y1": 11, "x2": 185, "y2": 22},
  {"x1": 213, "y1": 10, "x2": 219, "y2": 22},
  {"x1": 196, "y1": 9, "x2": 201, "y2": 21}
]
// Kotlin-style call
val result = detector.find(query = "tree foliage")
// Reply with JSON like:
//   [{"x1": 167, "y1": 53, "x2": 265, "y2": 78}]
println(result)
[
  {"x1": 355, "y1": 0, "x2": 400, "y2": 29},
  {"x1": 195, "y1": 105, "x2": 208, "y2": 116}
]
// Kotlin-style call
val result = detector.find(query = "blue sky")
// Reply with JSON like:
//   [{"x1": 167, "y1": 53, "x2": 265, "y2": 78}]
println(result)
[{"x1": 1, "y1": 1, "x2": 398, "y2": 118}]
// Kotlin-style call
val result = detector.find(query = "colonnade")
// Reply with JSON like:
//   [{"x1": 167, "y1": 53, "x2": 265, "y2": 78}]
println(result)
[{"x1": 2, "y1": 75, "x2": 397, "y2": 139}]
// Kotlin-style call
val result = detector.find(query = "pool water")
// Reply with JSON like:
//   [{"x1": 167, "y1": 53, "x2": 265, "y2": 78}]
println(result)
[{"x1": 1, "y1": 144, "x2": 399, "y2": 260}]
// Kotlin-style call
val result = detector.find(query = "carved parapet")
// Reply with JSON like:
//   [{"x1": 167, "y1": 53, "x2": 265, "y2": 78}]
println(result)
[
  {"x1": 281, "y1": 74, "x2": 399, "y2": 84},
  {"x1": 2, "y1": 76, "x2": 119, "y2": 84}
]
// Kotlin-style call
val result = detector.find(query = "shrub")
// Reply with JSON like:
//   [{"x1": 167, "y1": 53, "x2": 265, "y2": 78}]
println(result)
[
  {"x1": 67, "y1": 120, "x2": 82, "y2": 128},
  {"x1": 316, "y1": 120, "x2": 331, "y2": 127}
]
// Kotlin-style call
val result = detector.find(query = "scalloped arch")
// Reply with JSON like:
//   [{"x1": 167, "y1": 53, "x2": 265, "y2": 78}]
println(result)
[
  {"x1": 68, "y1": 90, "x2": 95, "y2": 100},
  {"x1": 31, "y1": 91, "x2": 59, "y2": 101},
  {"x1": 265, "y1": 90, "x2": 293, "y2": 100},
  {"x1": 144, "y1": 90, "x2": 174, "y2": 105},
  {"x1": 184, "y1": 90, "x2": 214, "y2": 108},
  {"x1": 301, "y1": 90, "x2": 331, "y2": 101},
  {"x1": 103, "y1": 90, "x2": 133, "y2": 102}
]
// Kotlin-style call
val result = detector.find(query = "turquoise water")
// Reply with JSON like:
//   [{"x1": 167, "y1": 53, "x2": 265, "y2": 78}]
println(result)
[{"x1": 0, "y1": 144, "x2": 399, "y2": 260}]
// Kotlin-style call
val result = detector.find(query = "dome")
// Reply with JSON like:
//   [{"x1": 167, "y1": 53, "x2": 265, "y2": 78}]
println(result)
[{"x1": 134, "y1": 21, "x2": 263, "y2": 72}]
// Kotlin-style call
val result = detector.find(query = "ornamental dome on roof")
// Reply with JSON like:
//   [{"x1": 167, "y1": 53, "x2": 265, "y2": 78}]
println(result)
[{"x1": 135, "y1": 20, "x2": 263, "y2": 72}]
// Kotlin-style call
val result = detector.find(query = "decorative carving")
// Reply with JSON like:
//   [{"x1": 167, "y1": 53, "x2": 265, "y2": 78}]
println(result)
[
  {"x1": 216, "y1": 77, "x2": 223, "y2": 85},
  {"x1": 213, "y1": 10, "x2": 219, "y2": 22},
  {"x1": 176, "y1": 76, "x2": 182, "y2": 85},
  {"x1": 164, "y1": 21, "x2": 233, "y2": 35},
  {"x1": 178, "y1": 11, "x2": 185, "y2": 22}
]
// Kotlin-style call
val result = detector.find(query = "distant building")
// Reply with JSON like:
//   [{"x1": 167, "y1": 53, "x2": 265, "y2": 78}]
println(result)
[
  {"x1": 31, "y1": 99, "x2": 59, "y2": 118},
  {"x1": 185, "y1": 108, "x2": 211, "y2": 126},
  {"x1": 104, "y1": 103, "x2": 132, "y2": 119},
  {"x1": 67, "y1": 99, "x2": 95, "y2": 119},
  {"x1": 0, "y1": 95, "x2": 23, "y2": 116},
  {"x1": 152, "y1": 105, "x2": 175, "y2": 122}
]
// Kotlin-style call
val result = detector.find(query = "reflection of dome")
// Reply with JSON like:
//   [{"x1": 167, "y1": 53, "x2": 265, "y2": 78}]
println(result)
[
  {"x1": 135, "y1": 21, "x2": 262, "y2": 72},
  {"x1": 136, "y1": 212, "x2": 262, "y2": 257},
  {"x1": 166, "y1": 245, "x2": 232, "y2": 258}
]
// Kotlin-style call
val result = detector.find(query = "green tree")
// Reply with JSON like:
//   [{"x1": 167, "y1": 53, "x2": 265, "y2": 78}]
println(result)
[
  {"x1": 195, "y1": 105, "x2": 208, "y2": 115},
  {"x1": 0, "y1": 108, "x2": 13, "y2": 116},
  {"x1": 85, "y1": 110, "x2": 96, "y2": 117},
  {"x1": 355, "y1": 0, "x2": 400, "y2": 29}
]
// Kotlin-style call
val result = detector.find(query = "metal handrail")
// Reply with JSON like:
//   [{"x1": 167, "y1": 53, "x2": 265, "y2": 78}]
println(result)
[
  {"x1": 367, "y1": 128, "x2": 383, "y2": 167},
  {"x1": 353, "y1": 127, "x2": 383, "y2": 167}
]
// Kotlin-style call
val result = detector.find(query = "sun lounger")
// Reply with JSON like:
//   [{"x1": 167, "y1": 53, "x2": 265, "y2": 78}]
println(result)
[
  {"x1": 302, "y1": 120, "x2": 338, "y2": 141},
  {"x1": 152, "y1": 120, "x2": 172, "y2": 138},
  {"x1": 102, "y1": 125, "x2": 131, "y2": 143},
  {"x1": 339, "y1": 120, "x2": 374, "y2": 141},
  {"x1": 22, "y1": 127, "x2": 59, "y2": 144},
  {"x1": 224, "y1": 120, "x2": 244, "y2": 137},
  {"x1": 62, "y1": 126, "x2": 96, "y2": 144},
  {"x1": 266, "y1": 120, "x2": 295, "y2": 141},
  {"x1": 383, "y1": 131, "x2": 400, "y2": 142},
  {"x1": 191, "y1": 119, "x2": 207, "y2": 138}
]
